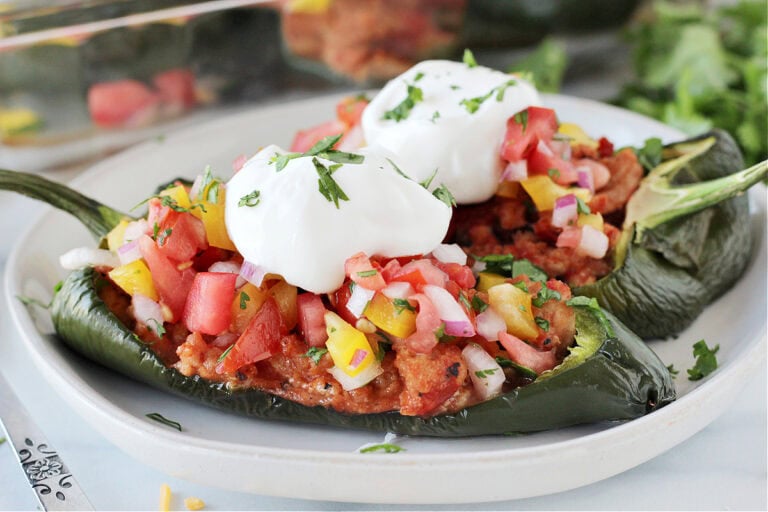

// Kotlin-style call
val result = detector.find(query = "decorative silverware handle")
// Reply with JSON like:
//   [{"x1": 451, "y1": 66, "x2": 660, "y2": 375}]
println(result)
[{"x1": 0, "y1": 373, "x2": 93, "y2": 511}]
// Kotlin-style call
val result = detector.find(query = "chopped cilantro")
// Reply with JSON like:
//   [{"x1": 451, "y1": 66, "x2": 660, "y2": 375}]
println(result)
[
  {"x1": 313, "y1": 158, "x2": 349, "y2": 208},
  {"x1": 547, "y1": 168, "x2": 561, "y2": 179},
  {"x1": 386, "y1": 157, "x2": 412, "y2": 181},
  {"x1": 513, "y1": 110, "x2": 529, "y2": 132},
  {"x1": 382, "y1": 83, "x2": 424, "y2": 122},
  {"x1": 565, "y1": 296, "x2": 601, "y2": 310},
  {"x1": 667, "y1": 364, "x2": 680, "y2": 378},
  {"x1": 635, "y1": 137, "x2": 664, "y2": 171},
  {"x1": 532, "y1": 286, "x2": 561, "y2": 308},
  {"x1": 238, "y1": 190, "x2": 261, "y2": 207},
  {"x1": 304, "y1": 347, "x2": 328, "y2": 364},
  {"x1": 474, "y1": 368, "x2": 499, "y2": 378},
  {"x1": 458, "y1": 292, "x2": 472, "y2": 311},
  {"x1": 271, "y1": 134, "x2": 365, "y2": 172},
  {"x1": 434, "y1": 323, "x2": 446, "y2": 340},
  {"x1": 474, "y1": 254, "x2": 547, "y2": 282},
  {"x1": 217, "y1": 344, "x2": 234, "y2": 363},
  {"x1": 576, "y1": 196, "x2": 591, "y2": 215},
  {"x1": 432, "y1": 184, "x2": 457, "y2": 207},
  {"x1": 147, "y1": 318, "x2": 166, "y2": 337},
  {"x1": 463, "y1": 48, "x2": 478, "y2": 68},
  {"x1": 495, "y1": 356, "x2": 537, "y2": 379},
  {"x1": 535, "y1": 317, "x2": 550, "y2": 331},
  {"x1": 687, "y1": 339, "x2": 719, "y2": 381},
  {"x1": 356, "y1": 269, "x2": 378, "y2": 278},
  {"x1": 360, "y1": 443, "x2": 406, "y2": 454},
  {"x1": 156, "y1": 228, "x2": 173, "y2": 247},
  {"x1": 419, "y1": 168, "x2": 438, "y2": 189},
  {"x1": 414, "y1": 71, "x2": 425, "y2": 82},
  {"x1": 393, "y1": 298, "x2": 415, "y2": 314},
  {"x1": 431, "y1": 110, "x2": 441, "y2": 123},
  {"x1": 460, "y1": 80, "x2": 517, "y2": 114},
  {"x1": 471, "y1": 295, "x2": 488, "y2": 313},
  {"x1": 239, "y1": 291, "x2": 250, "y2": 310}
]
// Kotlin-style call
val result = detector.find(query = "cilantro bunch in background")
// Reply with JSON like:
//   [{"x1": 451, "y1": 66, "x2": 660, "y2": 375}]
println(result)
[{"x1": 616, "y1": 0, "x2": 767, "y2": 166}]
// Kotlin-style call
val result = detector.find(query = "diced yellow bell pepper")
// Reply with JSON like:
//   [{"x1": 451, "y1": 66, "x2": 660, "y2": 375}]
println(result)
[
  {"x1": 570, "y1": 187, "x2": 592, "y2": 204},
  {"x1": 558, "y1": 122, "x2": 598, "y2": 149},
  {"x1": 199, "y1": 201, "x2": 236, "y2": 250},
  {"x1": 578, "y1": 213, "x2": 604, "y2": 231},
  {"x1": 288, "y1": 0, "x2": 331, "y2": 13},
  {"x1": 0, "y1": 108, "x2": 42, "y2": 138},
  {"x1": 160, "y1": 184, "x2": 192, "y2": 211},
  {"x1": 108, "y1": 260, "x2": 158, "y2": 300},
  {"x1": 521, "y1": 176, "x2": 569, "y2": 211},
  {"x1": 487, "y1": 283, "x2": 539, "y2": 342},
  {"x1": 477, "y1": 272, "x2": 507, "y2": 293},
  {"x1": 324, "y1": 311, "x2": 376, "y2": 377},
  {"x1": 269, "y1": 280, "x2": 298, "y2": 331},
  {"x1": 364, "y1": 293, "x2": 416, "y2": 338},
  {"x1": 106, "y1": 219, "x2": 130, "y2": 251},
  {"x1": 231, "y1": 282, "x2": 269, "y2": 333}
]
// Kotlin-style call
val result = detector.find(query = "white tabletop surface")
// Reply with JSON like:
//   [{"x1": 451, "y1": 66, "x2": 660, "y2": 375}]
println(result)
[{"x1": 1, "y1": 161, "x2": 766, "y2": 512}]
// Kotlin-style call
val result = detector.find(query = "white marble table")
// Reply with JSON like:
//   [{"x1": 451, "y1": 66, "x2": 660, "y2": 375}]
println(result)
[{"x1": 1, "y1": 162, "x2": 766, "y2": 512}]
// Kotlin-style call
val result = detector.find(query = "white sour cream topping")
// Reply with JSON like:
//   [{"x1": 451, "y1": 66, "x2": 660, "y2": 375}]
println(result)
[
  {"x1": 225, "y1": 145, "x2": 452, "y2": 293},
  {"x1": 362, "y1": 60, "x2": 541, "y2": 204}
]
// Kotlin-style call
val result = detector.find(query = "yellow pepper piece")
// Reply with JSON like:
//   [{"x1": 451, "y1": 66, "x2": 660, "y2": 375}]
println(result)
[
  {"x1": 198, "y1": 201, "x2": 236, "y2": 251},
  {"x1": 231, "y1": 283, "x2": 269, "y2": 333},
  {"x1": 108, "y1": 260, "x2": 158, "y2": 300},
  {"x1": 558, "y1": 122, "x2": 598, "y2": 149},
  {"x1": 288, "y1": 0, "x2": 331, "y2": 13},
  {"x1": 578, "y1": 212, "x2": 604, "y2": 231},
  {"x1": 477, "y1": 272, "x2": 507, "y2": 292},
  {"x1": 106, "y1": 219, "x2": 130, "y2": 251},
  {"x1": 364, "y1": 293, "x2": 416, "y2": 338},
  {"x1": 160, "y1": 185, "x2": 192, "y2": 211},
  {"x1": 325, "y1": 311, "x2": 376, "y2": 377},
  {"x1": 159, "y1": 484, "x2": 171, "y2": 512},
  {"x1": 184, "y1": 497, "x2": 206, "y2": 511},
  {"x1": 487, "y1": 283, "x2": 539, "y2": 342},
  {"x1": 268, "y1": 280, "x2": 298, "y2": 330},
  {"x1": 0, "y1": 108, "x2": 42, "y2": 138},
  {"x1": 520, "y1": 176, "x2": 569, "y2": 211}
]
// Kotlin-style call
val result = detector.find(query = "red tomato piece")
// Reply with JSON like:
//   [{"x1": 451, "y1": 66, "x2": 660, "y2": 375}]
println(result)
[
  {"x1": 393, "y1": 260, "x2": 448, "y2": 292},
  {"x1": 597, "y1": 137, "x2": 615, "y2": 158},
  {"x1": 330, "y1": 282, "x2": 359, "y2": 325},
  {"x1": 527, "y1": 142, "x2": 578, "y2": 185},
  {"x1": 153, "y1": 68, "x2": 196, "y2": 110},
  {"x1": 336, "y1": 96, "x2": 369, "y2": 126},
  {"x1": 183, "y1": 272, "x2": 237, "y2": 335},
  {"x1": 345, "y1": 252, "x2": 386, "y2": 290},
  {"x1": 556, "y1": 227, "x2": 582, "y2": 249},
  {"x1": 297, "y1": 293, "x2": 328, "y2": 347},
  {"x1": 404, "y1": 293, "x2": 442, "y2": 353},
  {"x1": 87, "y1": 80, "x2": 159, "y2": 128},
  {"x1": 289, "y1": 120, "x2": 347, "y2": 153},
  {"x1": 192, "y1": 246, "x2": 231, "y2": 272},
  {"x1": 217, "y1": 298, "x2": 286, "y2": 374},
  {"x1": 498, "y1": 331, "x2": 558, "y2": 374},
  {"x1": 500, "y1": 106, "x2": 559, "y2": 161},
  {"x1": 156, "y1": 210, "x2": 208, "y2": 263},
  {"x1": 138, "y1": 235, "x2": 196, "y2": 321},
  {"x1": 432, "y1": 260, "x2": 476, "y2": 289}
]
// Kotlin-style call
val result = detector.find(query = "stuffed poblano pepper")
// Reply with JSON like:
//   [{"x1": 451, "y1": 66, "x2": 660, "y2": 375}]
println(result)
[{"x1": 1, "y1": 160, "x2": 674, "y2": 437}]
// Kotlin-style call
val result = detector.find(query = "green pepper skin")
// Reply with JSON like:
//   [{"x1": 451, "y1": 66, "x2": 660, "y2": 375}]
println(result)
[
  {"x1": 53, "y1": 267, "x2": 675, "y2": 437},
  {"x1": 576, "y1": 130, "x2": 759, "y2": 339}
]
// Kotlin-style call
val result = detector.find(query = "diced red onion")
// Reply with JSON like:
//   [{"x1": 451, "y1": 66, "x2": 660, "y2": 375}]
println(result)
[
  {"x1": 462, "y1": 343, "x2": 505, "y2": 400},
  {"x1": 123, "y1": 219, "x2": 150, "y2": 243},
  {"x1": 556, "y1": 227, "x2": 581, "y2": 249},
  {"x1": 500, "y1": 160, "x2": 527, "y2": 182},
  {"x1": 59, "y1": 247, "x2": 120, "y2": 270},
  {"x1": 574, "y1": 158, "x2": 611, "y2": 190},
  {"x1": 212, "y1": 332, "x2": 238, "y2": 348},
  {"x1": 551, "y1": 194, "x2": 578, "y2": 228},
  {"x1": 239, "y1": 260, "x2": 266, "y2": 287},
  {"x1": 347, "y1": 284, "x2": 375, "y2": 318},
  {"x1": 576, "y1": 166, "x2": 595, "y2": 193},
  {"x1": 382, "y1": 281, "x2": 414, "y2": 300},
  {"x1": 431, "y1": 243, "x2": 468, "y2": 265},
  {"x1": 349, "y1": 349, "x2": 369, "y2": 369},
  {"x1": 117, "y1": 239, "x2": 142, "y2": 265},
  {"x1": 337, "y1": 124, "x2": 365, "y2": 151},
  {"x1": 328, "y1": 363, "x2": 383, "y2": 391},
  {"x1": 132, "y1": 293, "x2": 164, "y2": 336},
  {"x1": 578, "y1": 225, "x2": 609, "y2": 259},
  {"x1": 423, "y1": 284, "x2": 475, "y2": 337},
  {"x1": 548, "y1": 139, "x2": 572, "y2": 160},
  {"x1": 209, "y1": 260, "x2": 245, "y2": 288},
  {"x1": 475, "y1": 307, "x2": 506, "y2": 342}
]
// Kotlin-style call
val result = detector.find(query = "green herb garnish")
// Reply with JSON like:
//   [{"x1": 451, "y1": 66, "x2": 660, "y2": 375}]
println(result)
[
  {"x1": 471, "y1": 295, "x2": 488, "y2": 313},
  {"x1": 687, "y1": 339, "x2": 719, "y2": 381},
  {"x1": 304, "y1": 347, "x2": 328, "y2": 364},
  {"x1": 495, "y1": 356, "x2": 538, "y2": 379},
  {"x1": 314, "y1": 158, "x2": 349, "y2": 208},
  {"x1": 383, "y1": 83, "x2": 424, "y2": 122},
  {"x1": 636, "y1": 137, "x2": 664, "y2": 171},
  {"x1": 667, "y1": 364, "x2": 680, "y2": 378},
  {"x1": 432, "y1": 184, "x2": 456, "y2": 207},
  {"x1": 513, "y1": 110, "x2": 529, "y2": 132},
  {"x1": 239, "y1": 291, "x2": 250, "y2": 310},
  {"x1": 576, "y1": 196, "x2": 591, "y2": 215},
  {"x1": 535, "y1": 317, "x2": 550, "y2": 331},
  {"x1": 463, "y1": 48, "x2": 478, "y2": 68},
  {"x1": 218, "y1": 344, "x2": 234, "y2": 363},
  {"x1": 238, "y1": 190, "x2": 261, "y2": 207},
  {"x1": 356, "y1": 269, "x2": 378, "y2": 278},
  {"x1": 147, "y1": 318, "x2": 166, "y2": 337},
  {"x1": 360, "y1": 443, "x2": 406, "y2": 454},
  {"x1": 532, "y1": 286, "x2": 561, "y2": 308},
  {"x1": 474, "y1": 368, "x2": 499, "y2": 378},
  {"x1": 271, "y1": 134, "x2": 365, "y2": 172},
  {"x1": 548, "y1": 168, "x2": 561, "y2": 179},
  {"x1": 393, "y1": 298, "x2": 415, "y2": 314},
  {"x1": 459, "y1": 79, "x2": 517, "y2": 114},
  {"x1": 145, "y1": 412, "x2": 182, "y2": 432},
  {"x1": 474, "y1": 254, "x2": 547, "y2": 282}
]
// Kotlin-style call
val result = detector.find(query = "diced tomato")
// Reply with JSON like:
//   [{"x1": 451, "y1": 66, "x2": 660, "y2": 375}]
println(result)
[
  {"x1": 432, "y1": 261, "x2": 476, "y2": 289},
  {"x1": 336, "y1": 96, "x2": 369, "y2": 126},
  {"x1": 393, "y1": 260, "x2": 448, "y2": 291},
  {"x1": 153, "y1": 68, "x2": 196, "y2": 110},
  {"x1": 501, "y1": 106, "x2": 559, "y2": 162},
  {"x1": 498, "y1": 331, "x2": 558, "y2": 374},
  {"x1": 183, "y1": 272, "x2": 237, "y2": 335},
  {"x1": 345, "y1": 252, "x2": 386, "y2": 290},
  {"x1": 297, "y1": 293, "x2": 328, "y2": 347},
  {"x1": 330, "y1": 282, "x2": 359, "y2": 325},
  {"x1": 289, "y1": 120, "x2": 347, "y2": 153},
  {"x1": 597, "y1": 137, "x2": 614, "y2": 158},
  {"x1": 156, "y1": 210, "x2": 208, "y2": 263},
  {"x1": 192, "y1": 246, "x2": 231, "y2": 271},
  {"x1": 380, "y1": 258, "x2": 402, "y2": 282},
  {"x1": 527, "y1": 141, "x2": 578, "y2": 185},
  {"x1": 87, "y1": 80, "x2": 159, "y2": 128},
  {"x1": 138, "y1": 235, "x2": 196, "y2": 321},
  {"x1": 217, "y1": 298, "x2": 286, "y2": 374},
  {"x1": 404, "y1": 293, "x2": 442, "y2": 353},
  {"x1": 556, "y1": 227, "x2": 582, "y2": 249}
]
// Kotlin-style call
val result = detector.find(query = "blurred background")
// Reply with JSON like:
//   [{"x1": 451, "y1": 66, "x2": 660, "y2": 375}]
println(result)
[{"x1": 0, "y1": 0, "x2": 765, "y2": 172}]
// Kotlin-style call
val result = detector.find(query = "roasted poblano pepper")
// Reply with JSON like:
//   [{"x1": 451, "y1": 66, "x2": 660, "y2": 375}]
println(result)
[
  {"x1": 575, "y1": 130, "x2": 767, "y2": 339},
  {"x1": 1, "y1": 169, "x2": 675, "y2": 436}
]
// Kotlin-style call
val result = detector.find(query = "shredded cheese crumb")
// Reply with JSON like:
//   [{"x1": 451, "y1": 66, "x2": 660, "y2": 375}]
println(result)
[
  {"x1": 159, "y1": 484, "x2": 172, "y2": 512},
  {"x1": 184, "y1": 497, "x2": 206, "y2": 511}
]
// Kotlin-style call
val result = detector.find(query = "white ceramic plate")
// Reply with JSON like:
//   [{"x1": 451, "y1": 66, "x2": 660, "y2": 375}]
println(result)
[{"x1": 5, "y1": 93, "x2": 767, "y2": 504}]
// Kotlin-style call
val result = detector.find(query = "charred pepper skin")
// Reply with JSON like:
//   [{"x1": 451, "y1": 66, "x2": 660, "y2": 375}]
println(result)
[{"x1": 52, "y1": 267, "x2": 675, "y2": 437}]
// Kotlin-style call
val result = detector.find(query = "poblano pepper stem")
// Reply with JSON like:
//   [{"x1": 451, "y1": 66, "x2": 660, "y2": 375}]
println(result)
[{"x1": 0, "y1": 169, "x2": 127, "y2": 240}]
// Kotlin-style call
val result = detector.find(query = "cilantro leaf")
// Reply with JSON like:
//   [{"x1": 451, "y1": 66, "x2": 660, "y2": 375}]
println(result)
[
  {"x1": 687, "y1": 339, "x2": 719, "y2": 381},
  {"x1": 463, "y1": 48, "x2": 478, "y2": 68},
  {"x1": 383, "y1": 83, "x2": 424, "y2": 122},
  {"x1": 304, "y1": 347, "x2": 328, "y2": 364}
]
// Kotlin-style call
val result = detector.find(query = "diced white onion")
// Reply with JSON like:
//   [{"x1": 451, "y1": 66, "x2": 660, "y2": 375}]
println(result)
[
  {"x1": 239, "y1": 260, "x2": 266, "y2": 287},
  {"x1": 328, "y1": 363, "x2": 383, "y2": 391},
  {"x1": 382, "y1": 281, "x2": 415, "y2": 300},
  {"x1": 123, "y1": 219, "x2": 150, "y2": 243},
  {"x1": 117, "y1": 239, "x2": 142, "y2": 265},
  {"x1": 189, "y1": 174, "x2": 203, "y2": 200},
  {"x1": 548, "y1": 139, "x2": 572, "y2": 160},
  {"x1": 132, "y1": 293, "x2": 164, "y2": 336},
  {"x1": 209, "y1": 260, "x2": 245, "y2": 288},
  {"x1": 423, "y1": 284, "x2": 475, "y2": 337},
  {"x1": 462, "y1": 343, "x2": 505, "y2": 400},
  {"x1": 212, "y1": 332, "x2": 238, "y2": 348},
  {"x1": 347, "y1": 284, "x2": 375, "y2": 318},
  {"x1": 431, "y1": 243, "x2": 467, "y2": 265},
  {"x1": 551, "y1": 194, "x2": 578, "y2": 228},
  {"x1": 578, "y1": 225, "x2": 609, "y2": 259},
  {"x1": 59, "y1": 247, "x2": 120, "y2": 270},
  {"x1": 499, "y1": 160, "x2": 527, "y2": 182},
  {"x1": 475, "y1": 307, "x2": 506, "y2": 342}
]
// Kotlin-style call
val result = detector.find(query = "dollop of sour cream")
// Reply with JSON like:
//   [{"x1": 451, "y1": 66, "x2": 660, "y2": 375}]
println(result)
[
  {"x1": 225, "y1": 145, "x2": 452, "y2": 293},
  {"x1": 362, "y1": 60, "x2": 541, "y2": 204}
]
